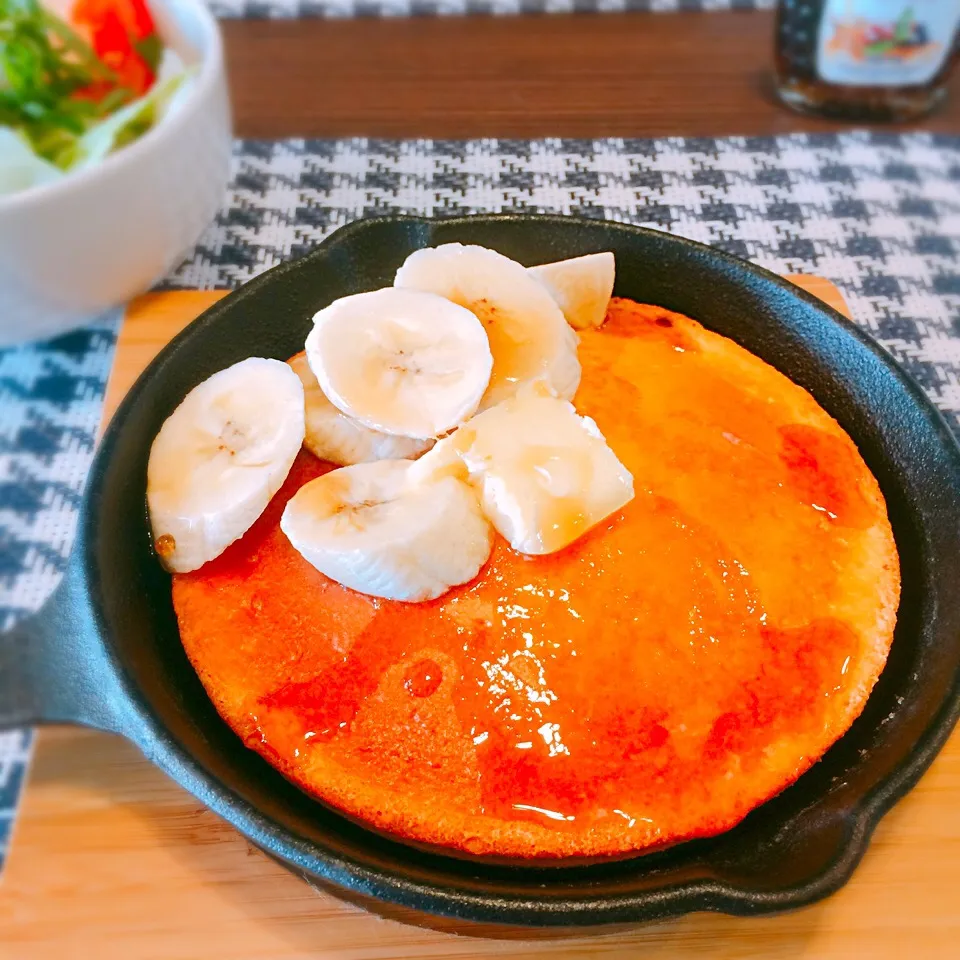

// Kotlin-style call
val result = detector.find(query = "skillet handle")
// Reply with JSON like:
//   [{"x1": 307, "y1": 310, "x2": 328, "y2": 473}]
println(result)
[{"x1": 0, "y1": 560, "x2": 127, "y2": 734}]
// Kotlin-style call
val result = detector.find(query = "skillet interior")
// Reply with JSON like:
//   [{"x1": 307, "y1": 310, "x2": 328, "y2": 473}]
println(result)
[{"x1": 81, "y1": 215, "x2": 960, "y2": 925}]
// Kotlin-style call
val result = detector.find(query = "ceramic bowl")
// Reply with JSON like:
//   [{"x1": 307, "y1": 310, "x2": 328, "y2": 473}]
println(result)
[{"x1": 0, "y1": 0, "x2": 231, "y2": 347}]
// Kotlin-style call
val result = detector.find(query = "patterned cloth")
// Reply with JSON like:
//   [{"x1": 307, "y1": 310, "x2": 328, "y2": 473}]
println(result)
[
  {"x1": 2, "y1": 131, "x2": 959, "y2": 868},
  {"x1": 207, "y1": 0, "x2": 773, "y2": 19}
]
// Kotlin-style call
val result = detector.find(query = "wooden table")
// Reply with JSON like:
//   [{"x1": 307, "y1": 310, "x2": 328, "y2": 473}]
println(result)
[
  {"x1": 222, "y1": 10, "x2": 960, "y2": 138},
  {"x1": 4, "y1": 10, "x2": 960, "y2": 958}
]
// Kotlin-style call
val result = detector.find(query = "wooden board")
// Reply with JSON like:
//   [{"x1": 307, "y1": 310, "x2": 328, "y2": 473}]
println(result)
[{"x1": 3, "y1": 277, "x2": 959, "y2": 959}]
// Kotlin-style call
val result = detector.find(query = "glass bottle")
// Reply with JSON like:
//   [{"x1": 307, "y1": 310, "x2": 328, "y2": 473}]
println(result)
[{"x1": 776, "y1": 0, "x2": 960, "y2": 122}]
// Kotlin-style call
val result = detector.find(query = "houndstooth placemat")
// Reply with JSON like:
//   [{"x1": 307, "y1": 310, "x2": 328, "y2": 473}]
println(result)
[
  {"x1": 206, "y1": 0, "x2": 773, "y2": 20},
  {"x1": 2, "y1": 130, "x2": 959, "y2": 868}
]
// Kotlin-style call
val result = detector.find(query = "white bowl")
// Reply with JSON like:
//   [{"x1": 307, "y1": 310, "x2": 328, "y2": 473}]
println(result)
[{"x1": 0, "y1": 0, "x2": 232, "y2": 347}]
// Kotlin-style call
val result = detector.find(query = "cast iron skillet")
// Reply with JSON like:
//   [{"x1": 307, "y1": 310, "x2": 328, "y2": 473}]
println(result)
[{"x1": 3, "y1": 214, "x2": 960, "y2": 927}]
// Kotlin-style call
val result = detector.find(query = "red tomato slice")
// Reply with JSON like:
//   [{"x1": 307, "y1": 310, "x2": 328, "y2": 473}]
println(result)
[
  {"x1": 72, "y1": 0, "x2": 158, "y2": 96},
  {"x1": 73, "y1": 0, "x2": 156, "y2": 40}
]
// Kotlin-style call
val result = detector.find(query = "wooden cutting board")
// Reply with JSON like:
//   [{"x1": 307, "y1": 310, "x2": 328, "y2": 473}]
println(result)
[{"x1": 3, "y1": 278, "x2": 959, "y2": 960}]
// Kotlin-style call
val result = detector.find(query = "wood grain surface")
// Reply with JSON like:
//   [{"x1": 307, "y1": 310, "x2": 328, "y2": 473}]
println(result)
[
  {"x1": 223, "y1": 12, "x2": 960, "y2": 139},
  {"x1": 3, "y1": 276, "x2": 960, "y2": 959}
]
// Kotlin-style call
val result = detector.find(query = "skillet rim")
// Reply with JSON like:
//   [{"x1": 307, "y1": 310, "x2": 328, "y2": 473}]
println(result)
[{"x1": 84, "y1": 213, "x2": 960, "y2": 926}]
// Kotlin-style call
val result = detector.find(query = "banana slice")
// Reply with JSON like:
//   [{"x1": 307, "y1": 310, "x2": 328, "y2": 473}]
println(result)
[
  {"x1": 529, "y1": 252, "x2": 615, "y2": 330},
  {"x1": 413, "y1": 384, "x2": 634, "y2": 555},
  {"x1": 280, "y1": 460, "x2": 493, "y2": 602},
  {"x1": 148, "y1": 357, "x2": 305, "y2": 573},
  {"x1": 288, "y1": 352, "x2": 433, "y2": 466},
  {"x1": 305, "y1": 287, "x2": 493, "y2": 440},
  {"x1": 394, "y1": 243, "x2": 581, "y2": 408}
]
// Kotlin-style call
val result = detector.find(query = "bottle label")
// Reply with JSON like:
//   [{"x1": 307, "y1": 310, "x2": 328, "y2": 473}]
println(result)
[{"x1": 816, "y1": 1, "x2": 960, "y2": 87}]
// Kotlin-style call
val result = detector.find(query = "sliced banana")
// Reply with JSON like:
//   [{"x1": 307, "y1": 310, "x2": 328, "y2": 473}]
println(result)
[
  {"x1": 394, "y1": 243, "x2": 581, "y2": 408},
  {"x1": 305, "y1": 287, "x2": 493, "y2": 440},
  {"x1": 529, "y1": 251, "x2": 615, "y2": 330},
  {"x1": 280, "y1": 460, "x2": 493, "y2": 602},
  {"x1": 413, "y1": 384, "x2": 634, "y2": 556},
  {"x1": 148, "y1": 357, "x2": 305, "y2": 574},
  {"x1": 288, "y1": 352, "x2": 433, "y2": 466}
]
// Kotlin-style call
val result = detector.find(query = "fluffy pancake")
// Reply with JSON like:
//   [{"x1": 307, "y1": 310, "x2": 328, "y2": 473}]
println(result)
[{"x1": 172, "y1": 298, "x2": 900, "y2": 859}]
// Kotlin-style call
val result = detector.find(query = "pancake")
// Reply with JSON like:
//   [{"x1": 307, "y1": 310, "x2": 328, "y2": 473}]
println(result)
[{"x1": 171, "y1": 298, "x2": 900, "y2": 859}]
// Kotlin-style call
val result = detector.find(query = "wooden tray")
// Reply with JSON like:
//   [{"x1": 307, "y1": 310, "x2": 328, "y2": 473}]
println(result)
[{"x1": 3, "y1": 278, "x2": 959, "y2": 959}]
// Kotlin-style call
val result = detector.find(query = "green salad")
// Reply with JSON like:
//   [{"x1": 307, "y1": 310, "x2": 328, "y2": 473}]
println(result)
[{"x1": 0, "y1": 0, "x2": 193, "y2": 195}]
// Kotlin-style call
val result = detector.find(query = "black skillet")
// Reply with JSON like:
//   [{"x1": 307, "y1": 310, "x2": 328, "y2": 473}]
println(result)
[{"x1": 3, "y1": 214, "x2": 960, "y2": 927}]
